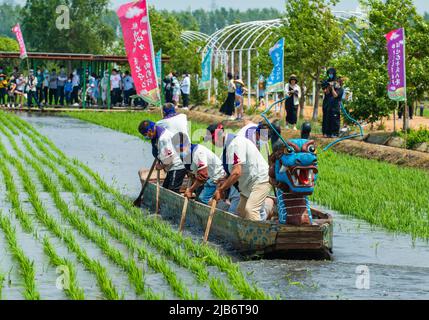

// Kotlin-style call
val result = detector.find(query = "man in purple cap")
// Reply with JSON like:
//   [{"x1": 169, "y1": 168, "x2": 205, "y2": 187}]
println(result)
[{"x1": 138, "y1": 120, "x2": 186, "y2": 194}]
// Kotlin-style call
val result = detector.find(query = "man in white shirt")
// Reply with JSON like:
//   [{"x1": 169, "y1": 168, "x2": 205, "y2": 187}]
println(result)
[
  {"x1": 110, "y1": 69, "x2": 122, "y2": 107},
  {"x1": 156, "y1": 103, "x2": 189, "y2": 139},
  {"x1": 180, "y1": 73, "x2": 191, "y2": 110},
  {"x1": 138, "y1": 120, "x2": 186, "y2": 193},
  {"x1": 206, "y1": 124, "x2": 273, "y2": 221},
  {"x1": 172, "y1": 132, "x2": 225, "y2": 205}
]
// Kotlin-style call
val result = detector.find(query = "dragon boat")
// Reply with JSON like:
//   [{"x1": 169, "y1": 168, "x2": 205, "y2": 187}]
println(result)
[{"x1": 140, "y1": 135, "x2": 333, "y2": 260}]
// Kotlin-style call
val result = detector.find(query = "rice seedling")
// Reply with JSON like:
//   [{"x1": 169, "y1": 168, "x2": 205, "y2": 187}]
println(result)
[
  {"x1": 0, "y1": 272, "x2": 5, "y2": 300},
  {"x1": 18, "y1": 152, "x2": 158, "y2": 300},
  {"x1": 1, "y1": 113, "x2": 248, "y2": 300},
  {"x1": 0, "y1": 137, "x2": 119, "y2": 300},
  {"x1": 0, "y1": 212, "x2": 40, "y2": 300},
  {"x1": 22, "y1": 138, "x2": 232, "y2": 300},
  {"x1": 42, "y1": 237, "x2": 85, "y2": 300},
  {"x1": 0, "y1": 153, "x2": 86, "y2": 300}
]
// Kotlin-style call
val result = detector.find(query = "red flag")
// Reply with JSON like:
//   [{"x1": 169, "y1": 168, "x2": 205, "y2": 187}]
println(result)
[
  {"x1": 116, "y1": 0, "x2": 160, "y2": 106},
  {"x1": 11, "y1": 24, "x2": 28, "y2": 60}
]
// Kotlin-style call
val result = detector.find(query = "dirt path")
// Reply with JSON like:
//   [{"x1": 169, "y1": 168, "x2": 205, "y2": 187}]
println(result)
[{"x1": 378, "y1": 115, "x2": 429, "y2": 131}]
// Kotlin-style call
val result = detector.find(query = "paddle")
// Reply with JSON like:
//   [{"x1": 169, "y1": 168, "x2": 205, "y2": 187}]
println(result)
[
  {"x1": 133, "y1": 159, "x2": 157, "y2": 207},
  {"x1": 155, "y1": 169, "x2": 161, "y2": 214},
  {"x1": 203, "y1": 200, "x2": 217, "y2": 244},
  {"x1": 179, "y1": 178, "x2": 193, "y2": 233}
]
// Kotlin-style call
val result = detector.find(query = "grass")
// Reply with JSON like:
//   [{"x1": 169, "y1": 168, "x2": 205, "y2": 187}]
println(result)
[
  {"x1": 64, "y1": 111, "x2": 210, "y2": 143},
  {"x1": 0, "y1": 110, "x2": 270, "y2": 300},
  {"x1": 66, "y1": 110, "x2": 429, "y2": 240},
  {"x1": 313, "y1": 151, "x2": 429, "y2": 239}
]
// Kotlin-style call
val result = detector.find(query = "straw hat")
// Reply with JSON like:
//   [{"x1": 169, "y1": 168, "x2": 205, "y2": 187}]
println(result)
[{"x1": 289, "y1": 74, "x2": 298, "y2": 83}]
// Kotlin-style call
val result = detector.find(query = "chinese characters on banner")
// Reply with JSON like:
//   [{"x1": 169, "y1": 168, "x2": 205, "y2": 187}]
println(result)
[
  {"x1": 385, "y1": 28, "x2": 406, "y2": 101},
  {"x1": 198, "y1": 48, "x2": 213, "y2": 90},
  {"x1": 266, "y1": 38, "x2": 285, "y2": 93},
  {"x1": 117, "y1": 0, "x2": 160, "y2": 105},
  {"x1": 11, "y1": 24, "x2": 27, "y2": 60}
]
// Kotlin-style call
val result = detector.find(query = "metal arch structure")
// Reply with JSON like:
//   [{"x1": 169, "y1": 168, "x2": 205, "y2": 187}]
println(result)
[
  {"x1": 196, "y1": 10, "x2": 369, "y2": 107},
  {"x1": 180, "y1": 31, "x2": 210, "y2": 44}
]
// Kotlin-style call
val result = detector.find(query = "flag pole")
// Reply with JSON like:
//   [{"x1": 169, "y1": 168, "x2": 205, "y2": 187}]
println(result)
[{"x1": 403, "y1": 28, "x2": 409, "y2": 133}]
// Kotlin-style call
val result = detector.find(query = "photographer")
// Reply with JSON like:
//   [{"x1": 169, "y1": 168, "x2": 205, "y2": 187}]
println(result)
[
  {"x1": 284, "y1": 74, "x2": 301, "y2": 131},
  {"x1": 322, "y1": 68, "x2": 344, "y2": 138}
]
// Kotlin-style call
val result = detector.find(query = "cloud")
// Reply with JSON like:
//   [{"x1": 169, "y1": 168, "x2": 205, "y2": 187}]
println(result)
[{"x1": 125, "y1": 6, "x2": 144, "y2": 19}]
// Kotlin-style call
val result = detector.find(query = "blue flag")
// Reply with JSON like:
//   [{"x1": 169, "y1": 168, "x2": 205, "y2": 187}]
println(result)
[
  {"x1": 155, "y1": 49, "x2": 162, "y2": 84},
  {"x1": 199, "y1": 48, "x2": 213, "y2": 90},
  {"x1": 266, "y1": 38, "x2": 285, "y2": 93}
]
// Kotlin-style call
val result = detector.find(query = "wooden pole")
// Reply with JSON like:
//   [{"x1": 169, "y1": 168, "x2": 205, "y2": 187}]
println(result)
[
  {"x1": 179, "y1": 178, "x2": 193, "y2": 233},
  {"x1": 133, "y1": 159, "x2": 157, "y2": 207},
  {"x1": 107, "y1": 62, "x2": 112, "y2": 110},
  {"x1": 203, "y1": 200, "x2": 217, "y2": 243},
  {"x1": 394, "y1": 102, "x2": 397, "y2": 133},
  {"x1": 155, "y1": 169, "x2": 161, "y2": 215}
]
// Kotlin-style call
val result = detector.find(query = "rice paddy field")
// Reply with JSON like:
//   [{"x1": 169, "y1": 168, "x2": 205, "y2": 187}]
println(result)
[
  {"x1": 0, "y1": 110, "x2": 269, "y2": 300},
  {"x1": 1, "y1": 110, "x2": 429, "y2": 300},
  {"x1": 66, "y1": 111, "x2": 429, "y2": 240}
]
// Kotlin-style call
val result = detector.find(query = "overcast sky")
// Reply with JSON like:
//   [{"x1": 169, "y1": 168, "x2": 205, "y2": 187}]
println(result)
[{"x1": 5, "y1": 0, "x2": 429, "y2": 13}]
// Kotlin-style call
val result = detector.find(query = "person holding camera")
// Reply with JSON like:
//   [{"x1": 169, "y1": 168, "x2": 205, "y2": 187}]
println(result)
[
  {"x1": 284, "y1": 75, "x2": 301, "y2": 131},
  {"x1": 322, "y1": 68, "x2": 344, "y2": 138}
]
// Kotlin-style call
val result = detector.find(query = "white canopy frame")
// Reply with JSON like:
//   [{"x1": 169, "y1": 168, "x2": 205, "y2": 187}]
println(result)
[{"x1": 184, "y1": 11, "x2": 369, "y2": 107}]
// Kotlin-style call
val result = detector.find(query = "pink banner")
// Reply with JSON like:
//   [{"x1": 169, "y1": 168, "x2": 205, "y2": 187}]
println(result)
[
  {"x1": 117, "y1": 0, "x2": 160, "y2": 105},
  {"x1": 11, "y1": 24, "x2": 27, "y2": 60}
]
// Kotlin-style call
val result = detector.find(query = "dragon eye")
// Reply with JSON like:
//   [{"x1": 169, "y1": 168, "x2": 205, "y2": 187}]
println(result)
[
  {"x1": 285, "y1": 147, "x2": 294, "y2": 154},
  {"x1": 308, "y1": 145, "x2": 316, "y2": 153}
]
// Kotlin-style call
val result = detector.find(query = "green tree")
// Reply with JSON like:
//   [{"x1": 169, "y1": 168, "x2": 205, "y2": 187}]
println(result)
[
  {"x1": 0, "y1": 36, "x2": 19, "y2": 51},
  {"x1": 337, "y1": 0, "x2": 429, "y2": 129},
  {"x1": 0, "y1": 1, "x2": 21, "y2": 38},
  {"x1": 21, "y1": 0, "x2": 115, "y2": 54},
  {"x1": 281, "y1": 0, "x2": 347, "y2": 120}
]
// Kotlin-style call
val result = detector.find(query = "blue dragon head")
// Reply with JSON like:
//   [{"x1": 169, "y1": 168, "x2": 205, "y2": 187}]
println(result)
[{"x1": 269, "y1": 139, "x2": 318, "y2": 195}]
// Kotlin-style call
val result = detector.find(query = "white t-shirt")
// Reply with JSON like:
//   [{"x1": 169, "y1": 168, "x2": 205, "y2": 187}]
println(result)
[
  {"x1": 157, "y1": 129, "x2": 185, "y2": 172},
  {"x1": 223, "y1": 135, "x2": 269, "y2": 198},
  {"x1": 110, "y1": 74, "x2": 121, "y2": 89},
  {"x1": 190, "y1": 145, "x2": 225, "y2": 182},
  {"x1": 156, "y1": 114, "x2": 189, "y2": 138},
  {"x1": 180, "y1": 76, "x2": 191, "y2": 95},
  {"x1": 285, "y1": 83, "x2": 301, "y2": 106}
]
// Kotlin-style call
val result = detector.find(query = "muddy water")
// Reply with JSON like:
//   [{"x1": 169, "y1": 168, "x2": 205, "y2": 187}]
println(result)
[{"x1": 19, "y1": 114, "x2": 429, "y2": 300}]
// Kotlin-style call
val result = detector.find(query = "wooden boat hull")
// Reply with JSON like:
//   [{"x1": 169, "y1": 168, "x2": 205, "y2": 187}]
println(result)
[{"x1": 142, "y1": 182, "x2": 333, "y2": 260}]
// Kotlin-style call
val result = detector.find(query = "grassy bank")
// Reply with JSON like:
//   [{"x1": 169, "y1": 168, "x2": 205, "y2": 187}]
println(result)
[
  {"x1": 65, "y1": 111, "x2": 429, "y2": 240},
  {"x1": 64, "y1": 111, "x2": 210, "y2": 142}
]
